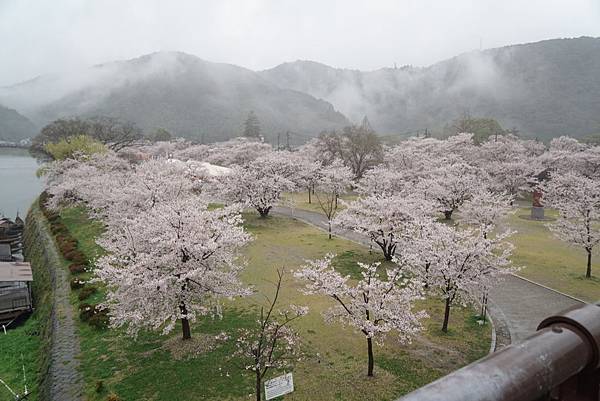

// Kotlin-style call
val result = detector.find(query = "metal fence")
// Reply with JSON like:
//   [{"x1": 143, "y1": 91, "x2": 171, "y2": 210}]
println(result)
[{"x1": 397, "y1": 302, "x2": 600, "y2": 401}]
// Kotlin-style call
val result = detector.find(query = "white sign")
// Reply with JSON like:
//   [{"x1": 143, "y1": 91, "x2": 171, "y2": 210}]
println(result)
[{"x1": 265, "y1": 373, "x2": 294, "y2": 400}]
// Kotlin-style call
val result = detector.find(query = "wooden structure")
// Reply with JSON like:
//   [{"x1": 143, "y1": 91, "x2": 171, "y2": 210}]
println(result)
[
  {"x1": 0, "y1": 216, "x2": 24, "y2": 257},
  {"x1": 0, "y1": 261, "x2": 33, "y2": 321}
]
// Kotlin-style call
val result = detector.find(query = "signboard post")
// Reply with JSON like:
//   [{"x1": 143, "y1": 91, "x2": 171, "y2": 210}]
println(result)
[{"x1": 264, "y1": 373, "x2": 294, "y2": 400}]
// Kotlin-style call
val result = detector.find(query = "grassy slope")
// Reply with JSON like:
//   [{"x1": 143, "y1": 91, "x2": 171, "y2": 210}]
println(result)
[
  {"x1": 59, "y1": 207, "x2": 489, "y2": 401},
  {"x1": 0, "y1": 317, "x2": 42, "y2": 401},
  {"x1": 506, "y1": 208, "x2": 600, "y2": 302},
  {"x1": 0, "y1": 204, "x2": 53, "y2": 401}
]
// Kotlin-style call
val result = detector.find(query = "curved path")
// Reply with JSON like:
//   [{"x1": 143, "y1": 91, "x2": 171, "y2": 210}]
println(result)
[
  {"x1": 32, "y1": 212, "x2": 84, "y2": 401},
  {"x1": 272, "y1": 206, "x2": 583, "y2": 346}
]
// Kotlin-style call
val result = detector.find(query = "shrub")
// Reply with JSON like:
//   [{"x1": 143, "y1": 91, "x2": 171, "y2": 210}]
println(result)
[
  {"x1": 79, "y1": 303, "x2": 109, "y2": 329},
  {"x1": 95, "y1": 380, "x2": 104, "y2": 393},
  {"x1": 50, "y1": 223, "x2": 68, "y2": 235},
  {"x1": 69, "y1": 263, "x2": 86, "y2": 274},
  {"x1": 88, "y1": 309, "x2": 109, "y2": 329},
  {"x1": 70, "y1": 278, "x2": 85, "y2": 290},
  {"x1": 107, "y1": 393, "x2": 120, "y2": 401},
  {"x1": 78, "y1": 285, "x2": 97, "y2": 301},
  {"x1": 63, "y1": 250, "x2": 87, "y2": 265}
]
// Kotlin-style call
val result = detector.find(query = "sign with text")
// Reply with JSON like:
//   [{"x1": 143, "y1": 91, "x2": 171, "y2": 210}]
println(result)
[{"x1": 265, "y1": 373, "x2": 294, "y2": 400}]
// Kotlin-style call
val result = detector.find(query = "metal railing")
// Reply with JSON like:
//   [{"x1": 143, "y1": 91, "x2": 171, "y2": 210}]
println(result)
[{"x1": 397, "y1": 302, "x2": 600, "y2": 401}]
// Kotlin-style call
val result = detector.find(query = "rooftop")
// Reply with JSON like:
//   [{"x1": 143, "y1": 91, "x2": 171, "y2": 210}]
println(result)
[{"x1": 0, "y1": 261, "x2": 33, "y2": 282}]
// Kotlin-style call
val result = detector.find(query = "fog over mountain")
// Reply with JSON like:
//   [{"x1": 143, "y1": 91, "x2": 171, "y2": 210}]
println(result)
[
  {"x1": 0, "y1": 104, "x2": 36, "y2": 141},
  {"x1": 1, "y1": 37, "x2": 599, "y2": 142},
  {"x1": 262, "y1": 37, "x2": 600, "y2": 140},
  {"x1": 0, "y1": 52, "x2": 349, "y2": 142}
]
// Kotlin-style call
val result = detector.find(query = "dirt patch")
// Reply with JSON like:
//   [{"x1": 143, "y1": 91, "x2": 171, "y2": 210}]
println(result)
[{"x1": 162, "y1": 332, "x2": 229, "y2": 360}]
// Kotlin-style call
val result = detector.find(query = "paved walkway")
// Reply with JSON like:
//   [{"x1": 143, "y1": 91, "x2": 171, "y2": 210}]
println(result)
[
  {"x1": 33, "y1": 213, "x2": 84, "y2": 401},
  {"x1": 272, "y1": 206, "x2": 583, "y2": 345}
]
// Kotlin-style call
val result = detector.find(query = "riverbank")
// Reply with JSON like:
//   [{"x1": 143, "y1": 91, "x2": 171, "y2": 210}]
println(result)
[{"x1": 0, "y1": 201, "x2": 53, "y2": 401}]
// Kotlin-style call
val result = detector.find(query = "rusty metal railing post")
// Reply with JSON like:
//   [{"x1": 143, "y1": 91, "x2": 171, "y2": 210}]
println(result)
[{"x1": 396, "y1": 303, "x2": 600, "y2": 401}]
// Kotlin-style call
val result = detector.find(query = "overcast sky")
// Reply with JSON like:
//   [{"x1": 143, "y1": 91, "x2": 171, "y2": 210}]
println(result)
[{"x1": 1, "y1": 0, "x2": 599, "y2": 86}]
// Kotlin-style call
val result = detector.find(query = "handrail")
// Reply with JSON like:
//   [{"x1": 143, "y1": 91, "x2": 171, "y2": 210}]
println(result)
[{"x1": 397, "y1": 302, "x2": 600, "y2": 401}]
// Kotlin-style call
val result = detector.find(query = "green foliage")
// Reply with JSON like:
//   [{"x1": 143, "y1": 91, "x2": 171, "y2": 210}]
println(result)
[
  {"x1": 148, "y1": 127, "x2": 172, "y2": 142},
  {"x1": 243, "y1": 110, "x2": 261, "y2": 138},
  {"x1": 449, "y1": 113, "x2": 506, "y2": 144},
  {"x1": 44, "y1": 135, "x2": 107, "y2": 160}
]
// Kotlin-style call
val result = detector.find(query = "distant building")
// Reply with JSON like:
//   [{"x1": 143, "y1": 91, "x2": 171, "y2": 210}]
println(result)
[{"x1": 0, "y1": 261, "x2": 33, "y2": 320}]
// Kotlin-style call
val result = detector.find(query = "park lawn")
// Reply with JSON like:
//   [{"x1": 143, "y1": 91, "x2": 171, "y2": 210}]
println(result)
[
  {"x1": 58, "y1": 207, "x2": 489, "y2": 401},
  {"x1": 281, "y1": 191, "x2": 357, "y2": 214},
  {"x1": 505, "y1": 208, "x2": 600, "y2": 302}
]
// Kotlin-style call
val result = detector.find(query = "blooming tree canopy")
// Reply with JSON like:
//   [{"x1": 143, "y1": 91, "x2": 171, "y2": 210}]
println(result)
[
  {"x1": 416, "y1": 222, "x2": 513, "y2": 332},
  {"x1": 460, "y1": 190, "x2": 515, "y2": 237},
  {"x1": 542, "y1": 171, "x2": 600, "y2": 278},
  {"x1": 95, "y1": 197, "x2": 251, "y2": 339},
  {"x1": 313, "y1": 160, "x2": 353, "y2": 238},
  {"x1": 335, "y1": 194, "x2": 436, "y2": 260},
  {"x1": 217, "y1": 155, "x2": 296, "y2": 217},
  {"x1": 295, "y1": 254, "x2": 426, "y2": 376}
]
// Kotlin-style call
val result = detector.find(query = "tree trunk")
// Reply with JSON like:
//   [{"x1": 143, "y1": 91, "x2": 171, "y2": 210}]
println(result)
[
  {"x1": 586, "y1": 250, "x2": 592, "y2": 279},
  {"x1": 256, "y1": 370, "x2": 262, "y2": 401},
  {"x1": 180, "y1": 302, "x2": 192, "y2": 340},
  {"x1": 442, "y1": 297, "x2": 451, "y2": 333},
  {"x1": 258, "y1": 207, "x2": 271, "y2": 218},
  {"x1": 181, "y1": 317, "x2": 191, "y2": 340},
  {"x1": 443, "y1": 210, "x2": 453, "y2": 220},
  {"x1": 308, "y1": 187, "x2": 312, "y2": 204},
  {"x1": 367, "y1": 337, "x2": 374, "y2": 377},
  {"x1": 328, "y1": 220, "x2": 332, "y2": 240}
]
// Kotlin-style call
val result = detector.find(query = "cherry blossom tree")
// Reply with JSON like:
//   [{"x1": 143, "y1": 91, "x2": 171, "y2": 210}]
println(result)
[
  {"x1": 335, "y1": 195, "x2": 436, "y2": 260},
  {"x1": 416, "y1": 222, "x2": 513, "y2": 332},
  {"x1": 475, "y1": 136, "x2": 543, "y2": 197},
  {"x1": 217, "y1": 156, "x2": 296, "y2": 217},
  {"x1": 205, "y1": 137, "x2": 272, "y2": 167},
  {"x1": 355, "y1": 166, "x2": 411, "y2": 198},
  {"x1": 234, "y1": 269, "x2": 307, "y2": 401},
  {"x1": 94, "y1": 197, "x2": 251, "y2": 340},
  {"x1": 313, "y1": 160, "x2": 353, "y2": 239},
  {"x1": 460, "y1": 190, "x2": 515, "y2": 237},
  {"x1": 542, "y1": 171, "x2": 600, "y2": 278},
  {"x1": 420, "y1": 162, "x2": 483, "y2": 220},
  {"x1": 295, "y1": 254, "x2": 426, "y2": 377}
]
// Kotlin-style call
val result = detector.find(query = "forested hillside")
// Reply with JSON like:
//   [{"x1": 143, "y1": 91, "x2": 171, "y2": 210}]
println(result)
[{"x1": 262, "y1": 37, "x2": 600, "y2": 140}]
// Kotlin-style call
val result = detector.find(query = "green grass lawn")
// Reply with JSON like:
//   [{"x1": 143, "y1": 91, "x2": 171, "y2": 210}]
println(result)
[
  {"x1": 281, "y1": 191, "x2": 357, "y2": 214},
  {"x1": 0, "y1": 316, "x2": 43, "y2": 401},
  {"x1": 57, "y1": 208, "x2": 489, "y2": 401},
  {"x1": 504, "y1": 208, "x2": 600, "y2": 302}
]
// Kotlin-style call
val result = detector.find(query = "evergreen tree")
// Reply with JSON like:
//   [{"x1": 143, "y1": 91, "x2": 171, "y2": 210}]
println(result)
[{"x1": 243, "y1": 111, "x2": 261, "y2": 138}]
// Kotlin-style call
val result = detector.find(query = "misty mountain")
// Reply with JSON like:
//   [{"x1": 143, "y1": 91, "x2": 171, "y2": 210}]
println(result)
[
  {"x1": 0, "y1": 104, "x2": 36, "y2": 142},
  {"x1": 261, "y1": 37, "x2": 600, "y2": 140},
  {"x1": 0, "y1": 52, "x2": 349, "y2": 142}
]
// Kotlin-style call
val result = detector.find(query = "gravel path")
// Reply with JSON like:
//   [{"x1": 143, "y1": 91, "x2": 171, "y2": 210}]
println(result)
[
  {"x1": 272, "y1": 206, "x2": 583, "y2": 345},
  {"x1": 34, "y1": 214, "x2": 84, "y2": 401}
]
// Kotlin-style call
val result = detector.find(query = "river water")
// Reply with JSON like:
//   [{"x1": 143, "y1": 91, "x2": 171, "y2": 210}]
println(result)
[{"x1": 0, "y1": 148, "x2": 43, "y2": 219}]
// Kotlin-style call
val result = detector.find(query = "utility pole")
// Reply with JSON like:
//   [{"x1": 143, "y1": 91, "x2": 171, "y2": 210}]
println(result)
[
  {"x1": 277, "y1": 132, "x2": 281, "y2": 151},
  {"x1": 286, "y1": 131, "x2": 290, "y2": 150}
]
